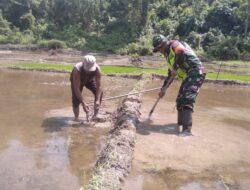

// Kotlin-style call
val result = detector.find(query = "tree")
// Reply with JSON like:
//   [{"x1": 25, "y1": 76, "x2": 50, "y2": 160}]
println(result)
[
  {"x1": 107, "y1": 0, "x2": 130, "y2": 20},
  {"x1": 201, "y1": 28, "x2": 224, "y2": 51},
  {"x1": 20, "y1": 11, "x2": 35, "y2": 31},
  {"x1": 47, "y1": 0, "x2": 99, "y2": 30},
  {"x1": 203, "y1": 1, "x2": 242, "y2": 34},
  {"x1": 245, "y1": 0, "x2": 250, "y2": 37},
  {"x1": 0, "y1": 10, "x2": 11, "y2": 35},
  {"x1": 175, "y1": 0, "x2": 207, "y2": 37}
]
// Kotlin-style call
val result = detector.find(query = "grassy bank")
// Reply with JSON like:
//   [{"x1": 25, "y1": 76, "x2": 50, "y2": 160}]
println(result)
[
  {"x1": 0, "y1": 62, "x2": 250, "y2": 82},
  {"x1": 212, "y1": 60, "x2": 250, "y2": 65},
  {"x1": 0, "y1": 62, "x2": 166, "y2": 75},
  {"x1": 206, "y1": 72, "x2": 250, "y2": 82}
]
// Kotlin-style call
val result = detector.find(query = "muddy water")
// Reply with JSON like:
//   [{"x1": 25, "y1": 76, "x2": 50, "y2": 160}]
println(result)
[
  {"x1": 124, "y1": 80, "x2": 250, "y2": 190},
  {"x1": 0, "y1": 69, "x2": 137, "y2": 190}
]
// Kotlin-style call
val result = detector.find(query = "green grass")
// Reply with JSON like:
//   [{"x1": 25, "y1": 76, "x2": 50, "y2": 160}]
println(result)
[
  {"x1": 212, "y1": 60, "x2": 250, "y2": 65},
  {"x1": 1, "y1": 61, "x2": 250, "y2": 82},
  {"x1": 101, "y1": 65, "x2": 167, "y2": 75},
  {"x1": 0, "y1": 62, "x2": 167, "y2": 75},
  {"x1": 206, "y1": 72, "x2": 250, "y2": 82},
  {"x1": 2, "y1": 62, "x2": 73, "y2": 72}
]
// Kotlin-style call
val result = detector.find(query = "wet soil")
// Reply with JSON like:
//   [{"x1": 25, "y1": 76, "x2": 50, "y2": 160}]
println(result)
[
  {"x1": 0, "y1": 50, "x2": 130, "y2": 66},
  {"x1": 1, "y1": 51, "x2": 250, "y2": 190},
  {"x1": 0, "y1": 50, "x2": 165, "y2": 68},
  {"x1": 1, "y1": 50, "x2": 249, "y2": 87},
  {"x1": 85, "y1": 76, "x2": 151, "y2": 190},
  {"x1": 85, "y1": 98, "x2": 139, "y2": 190},
  {"x1": 123, "y1": 80, "x2": 250, "y2": 190},
  {"x1": 0, "y1": 69, "x2": 138, "y2": 190},
  {"x1": 1, "y1": 49, "x2": 250, "y2": 68}
]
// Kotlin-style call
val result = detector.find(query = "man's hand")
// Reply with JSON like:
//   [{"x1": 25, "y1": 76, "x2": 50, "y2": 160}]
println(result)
[
  {"x1": 158, "y1": 90, "x2": 166, "y2": 98},
  {"x1": 170, "y1": 69, "x2": 177, "y2": 76},
  {"x1": 95, "y1": 101, "x2": 100, "y2": 110},
  {"x1": 81, "y1": 102, "x2": 89, "y2": 113}
]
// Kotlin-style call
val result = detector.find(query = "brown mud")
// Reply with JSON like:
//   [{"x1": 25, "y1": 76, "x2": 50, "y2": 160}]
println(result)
[
  {"x1": 85, "y1": 77, "x2": 150, "y2": 190},
  {"x1": 0, "y1": 49, "x2": 249, "y2": 86},
  {"x1": 1, "y1": 51, "x2": 250, "y2": 189},
  {"x1": 123, "y1": 80, "x2": 250, "y2": 190},
  {"x1": 0, "y1": 69, "x2": 138, "y2": 190},
  {"x1": 152, "y1": 74, "x2": 250, "y2": 86}
]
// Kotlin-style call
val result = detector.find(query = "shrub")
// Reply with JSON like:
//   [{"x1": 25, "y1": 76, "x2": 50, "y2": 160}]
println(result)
[
  {"x1": 20, "y1": 12, "x2": 35, "y2": 31},
  {"x1": 0, "y1": 35, "x2": 7, "y2": 43},
  {"x1": 201, "y1": 28, "x2": 224, "y2": 51},
  {"x1": 6, "y1": 28, "x2": 23, "y2": 44},
  {"x1": 119, "y1": 35, "x2": 153, "y2": 56},
  {"x1": 186, "y1": 32, "x2": 201, "y2": 49},
  {"x1": 206, "y1": 36, "x2": 240, "y2": 60},
  {"x1": 0, "y1": 11, "x2": 11, "y2": 35},
  {"x1": 38, "y1": 39, "x2": 66, "y2": 49},
  {"x1": 21, "y1": 30, "x2": 35, "y2": 44},
  {"x1": 237, "y1": 36, "x2": 250, "y2": 53},
  {"x1": 155, "y1": 19, "x2": 176, "y2": 37}
]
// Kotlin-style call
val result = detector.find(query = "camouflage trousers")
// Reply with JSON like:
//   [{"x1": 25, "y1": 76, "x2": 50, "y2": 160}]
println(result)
[{"x1": 176, "y1": 72, "x2": 206, "y2": 111}]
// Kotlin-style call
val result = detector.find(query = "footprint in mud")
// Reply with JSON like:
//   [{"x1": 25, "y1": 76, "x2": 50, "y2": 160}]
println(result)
[
  {"x1": 65, "y1": 109, "x2": 113, "y2": 128},
  {"x1": 66, "y1": 120, "x2": 83, "y2": 125},
  {"x1": 44, "y1": 107, "x2": 113, "y2": 130}
]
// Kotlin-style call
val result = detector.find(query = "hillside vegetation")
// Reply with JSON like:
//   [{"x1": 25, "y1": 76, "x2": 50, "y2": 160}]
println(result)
[{"x1": 0, "y1": 0, "x2": 249, "y2": 60}]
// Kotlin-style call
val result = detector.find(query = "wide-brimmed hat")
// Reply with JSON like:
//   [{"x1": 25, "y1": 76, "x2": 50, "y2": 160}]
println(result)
[{"x1": 83, "y1": 55, "x2": 99, "y2": 72}]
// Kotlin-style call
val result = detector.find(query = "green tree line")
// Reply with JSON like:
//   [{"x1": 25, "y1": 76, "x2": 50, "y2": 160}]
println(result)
[{"x1": 0, "y1": 0, "x2": 249, "y2": 60}]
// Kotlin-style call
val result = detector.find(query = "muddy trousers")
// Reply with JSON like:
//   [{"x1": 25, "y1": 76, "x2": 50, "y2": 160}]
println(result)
[{"x1": 176, "y1": 72, "x2": 206, "y2": 132}]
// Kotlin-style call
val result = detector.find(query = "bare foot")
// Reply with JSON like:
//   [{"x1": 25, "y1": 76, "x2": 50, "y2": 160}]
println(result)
[{"x1": 73, "y1": 117, "x2": 80, "y2": 122}]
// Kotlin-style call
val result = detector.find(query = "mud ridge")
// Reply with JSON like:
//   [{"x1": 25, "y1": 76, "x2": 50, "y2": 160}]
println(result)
[
  {"x1": 106, "y1": 74, "x2": 142, "y2": 80},
  {"x1": 151, "y1": 73, "x2": 250, "y2": 86},
  {"x1": 84, "y1": 76, "x2": 150, "y2": 190},
  {"x1": 204, "y1": 79, "x2": 250, "y2": 86}
]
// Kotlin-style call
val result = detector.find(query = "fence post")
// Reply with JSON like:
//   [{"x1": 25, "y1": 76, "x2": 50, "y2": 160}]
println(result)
[{"x1": 216, "y1": 62, "x2": 223, "y2": 80}]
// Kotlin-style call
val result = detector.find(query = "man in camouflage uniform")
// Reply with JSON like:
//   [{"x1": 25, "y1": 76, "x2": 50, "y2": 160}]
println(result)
[{"x1": 152, "y1": 34, "x2": 206, "y2": 136}]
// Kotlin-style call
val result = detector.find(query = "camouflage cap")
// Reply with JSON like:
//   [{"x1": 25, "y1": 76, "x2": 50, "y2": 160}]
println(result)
[{"x1": 152, "y1": 34, "x2": 166, "y2": 52}]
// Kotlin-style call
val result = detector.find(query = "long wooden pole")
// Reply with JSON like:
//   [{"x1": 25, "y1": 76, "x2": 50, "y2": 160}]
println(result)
[
  {"x1": 102, "y1": 87, "x2": 161, "y2": 101},
  {"x1": 86, "y1": 87, "x2": 161, "y2": 105}
]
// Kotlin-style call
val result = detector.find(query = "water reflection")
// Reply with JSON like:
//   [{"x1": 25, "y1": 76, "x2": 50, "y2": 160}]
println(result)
[
  {"x1": 124, "y1": 80, "x2": 250, "y2": 190},
  {"x1": 0, "y1": 139, "x2": 79, "y2": 190},
  {"x1": 0, "y1": 69, "x2": 137, "y2": 189}
]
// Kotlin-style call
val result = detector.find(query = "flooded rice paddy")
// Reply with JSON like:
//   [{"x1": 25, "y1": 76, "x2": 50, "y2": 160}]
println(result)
[
  {"x1": 0, "y1": 69, "x2": 137, "y2": 190},
  {"x1": 124, "y1": 80, "x2": 250, "y2": 190},
  {"x1": 0, "y1": 68, "x2": 250, "y2": 190}
]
